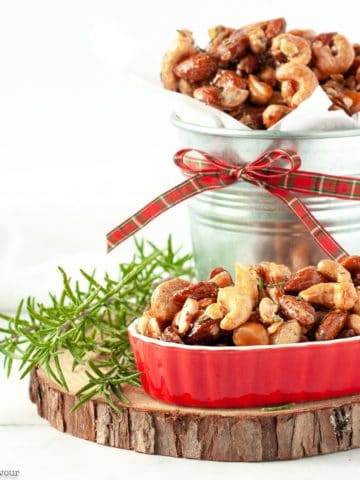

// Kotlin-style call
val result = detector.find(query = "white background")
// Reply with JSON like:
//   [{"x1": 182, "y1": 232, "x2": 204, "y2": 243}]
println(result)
[{"x1": 1, "y1": 0, "x2": 360, "y2": 478}]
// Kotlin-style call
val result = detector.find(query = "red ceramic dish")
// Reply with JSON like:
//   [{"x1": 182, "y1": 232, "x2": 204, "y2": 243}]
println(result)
[{"x1": 128, "y1": 321, "x2": 360, "y2": 408}]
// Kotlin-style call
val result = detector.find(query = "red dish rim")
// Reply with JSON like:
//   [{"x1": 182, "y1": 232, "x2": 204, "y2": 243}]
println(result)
[{"x1": 128, "y1": 320, "x2": 360, "y2": 350}]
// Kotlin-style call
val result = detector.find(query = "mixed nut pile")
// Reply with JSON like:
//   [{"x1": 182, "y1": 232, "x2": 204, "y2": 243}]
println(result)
[
  {"x1": 136, "y1": 256, "x2": 360, "y2": 346},
  {"x1": 161, "y1": 18, "x2": 360, "y2": 129}
]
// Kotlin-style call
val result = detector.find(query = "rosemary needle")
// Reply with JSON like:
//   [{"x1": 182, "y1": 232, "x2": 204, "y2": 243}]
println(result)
[{"x1": 0, "y1": 236, "x2": 194, "y2": 412}]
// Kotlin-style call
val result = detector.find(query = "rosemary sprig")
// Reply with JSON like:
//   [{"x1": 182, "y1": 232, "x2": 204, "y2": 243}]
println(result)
[{"x1": 0, "y1": 236, "x2": 194, "y2": 412}]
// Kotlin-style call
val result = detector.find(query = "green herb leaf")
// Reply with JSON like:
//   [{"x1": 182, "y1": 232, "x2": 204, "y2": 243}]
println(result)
[
  {"x1": 262, "y1": 402, "x2": 296, "y2": 412},
  {"x1": 0, "y1": 236, "x2": 194, "y2": 412}
]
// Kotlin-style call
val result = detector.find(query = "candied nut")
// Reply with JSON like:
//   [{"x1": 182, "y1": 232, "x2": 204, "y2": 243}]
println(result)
[
  {"x1": 204, "y1": 303, "x2": 227, "y2": 320},
  {"x1": 299, "y1": 282, "x2": 358, "y2": 310},
  {"x1": 259, "y1": 297, "x2": 279, "y2": 325},
  {"x1": 248, "y1": 28, "x2": 267, "y2": 54},
  {"x1": 209, "y1": 266, "x2": 227, "y2": 278},
  {"x1": 213, "y1": 69, "x2": 247, "y2": 90},
  {"x1": 258, "y1": 66, "x2": 277, "y2": 87},
  {"x1": 233, "y1": 321, "x2": 269, "y2": 346},
  {"x1": 160, "y1": 326, "x2": 184, "y2": 344},
  {"x1": 172, "y1": 281, "x2": 219, "y2": 304},
  {"x1": 284, "y1": 266, "x2": 326, "y2": 293},
  {"x1": 315, "y1": 310, "x2": 347, "y2": 341},
  {"x1": 217, "y1": 30, "x2": 249, "y2": 63},
  {"x1": 235, "y1": 105, "x2": 265, "y2": 129},
  {"x1": 276, "y1": 62, "x2": 318, "y2": 107},
  {"x1": 352, "y1": 287, "x2": 360, "y2": 313},
  {"x1": 176, "y1": 298, "x2": 199, "y2": 335},
  {"x1": 242, "y1": 18, "x2": 286, "y2": 42},
  {"x1": 338, "y1": 328, "x2": 356, "y2": 338},
  {"x1": 218, "y1": 286, "x2": 253, "y2": 330},
  {"x1": 312, "y1": 34, "x2": 355, "y2": 76},
  {"x1": 279, "y1": 295, "x2": 316, "y2": 328},
  {"x1": 235, "y1": 263, "x2": 258, "y2": 307},
  {"x1": 209, "y1": 267, "x2": 233, "y2": 287},
  {"x1": 263, "y1": 17, "x2": 286, "y2": 40},
  {"x1": 186, "y1": 316, "x2": 222, "y2": 344},
  {"x1": 263, "y1": 104, "x2": 292, "y2": 128},
  {"x1": 317, "y1": 259, "x2": 351, "y2": 282},
  {"x1": 193, "y1": 85, "x2": 221, "y2": 107},
  {"x1": 237, "y1": 54, "x2": 259, "y2": 74},
  {"x1": 210, "y1": 270, "x2": 233, "y2": 288},
  {"x1": 207, "y1": 25, "x2": 234, "y2": 58},
  {"x1": 258, "y1": 261, "x2": 291, "y2": 284},
  {"x1": 343, "y1": 90, "x2": 360, "y2": 115},
  {"x1": 270, "y1": 319, "x2": 302, "y2": 344},
  {"x1": 288, "y1": 29, "x2": 316, "y2": 41},
  {"x1": 248, "y1": 74, "x2": 274, "y2": 105},
  {"x1": 178, "y1": 78, "x2": 195, "y2": 96},
  {"x1": 257, "y1": 261, "x2": 290, "y2": 303},
  {"x1": 150, "y1": 278, "x2": 190, "y2": 322},
  {"x1": 212, "y1": 70, "x2": 249, "y2": 109},
  {"x1": 271, "y1": 33, "x2": 312, "y2": 65},
  {"x1": 346, "y1": 313, "x2": 360, "y2": 334},
  {"x1": 136, "y1": 314, "x2": 161, "y2": 339},
  {"x1": 173, "y1": 52, "x2": 218, "y2": 82},
  {"x1": 161, "y1": 30, "x2": 197, "y2": 90},
  {"x1": 267, "y1": 319, "x2": 284, "y2": 335},
  {"x1": 198, "y1": 298, "x2": 216, "y2": 308}
]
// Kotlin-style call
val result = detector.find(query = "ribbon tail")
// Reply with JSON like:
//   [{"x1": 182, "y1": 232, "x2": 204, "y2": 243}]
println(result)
[
  {"x1": 106, "y1": 174, "x2": 226, "y2": 252},
  {"x1": 265, "y1": 185, "x2": 349, "y2": 261}
]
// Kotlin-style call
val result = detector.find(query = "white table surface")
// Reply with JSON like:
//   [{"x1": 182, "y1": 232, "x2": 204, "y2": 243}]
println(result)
[{"x1": 2, "y1": 0, "x2": 360, "y2": 477}]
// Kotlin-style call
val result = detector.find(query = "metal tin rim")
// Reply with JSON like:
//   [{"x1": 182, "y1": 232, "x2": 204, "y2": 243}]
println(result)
[{"x1": 171, "y1": 113, "x2": 360, "y2": 139}]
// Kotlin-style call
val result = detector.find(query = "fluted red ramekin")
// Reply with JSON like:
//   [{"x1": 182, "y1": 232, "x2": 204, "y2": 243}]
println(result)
[{"x1": 128, "y1": 321, "x2": 360, "y2": 408}]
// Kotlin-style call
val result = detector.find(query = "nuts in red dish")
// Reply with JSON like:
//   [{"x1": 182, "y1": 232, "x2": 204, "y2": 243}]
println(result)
[
  {"x1": 161, "y1": 18, "x2": 360, "y2": 128},
  {"x1": 135, "y1": 256, "x2": 360, "y2": 346}
]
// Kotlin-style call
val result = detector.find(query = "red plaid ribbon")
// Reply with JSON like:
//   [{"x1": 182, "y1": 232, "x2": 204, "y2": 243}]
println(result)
[{"x1": 106, "y1": 148, "x2": 360, "y2": 260}]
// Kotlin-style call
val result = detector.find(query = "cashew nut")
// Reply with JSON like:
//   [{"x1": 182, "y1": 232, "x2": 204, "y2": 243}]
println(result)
[
  {"x1": 312, "y1": 34, "x2": 355, "y2": 76},
  {"x1": 248, "y1": 74, "x2": 274, "y2": 105},
  {"x1": 272, "y1": 33, "x2": 312, "y2": 65},
  {"x1": 317, "y1": 259, "x2": 351, "y2": 283},
  {"x1": 276, "y1": 62, "x2": 319, "y2": 107},
  {"x1": 299, "y1": 281, "x2": 358, "y2": 310},
  {"x1": 235, "y1": 262, "x2": 258, "y2": 307},
  {"x1": 263, "y1": 104, "x2": 292, "y2": 128},
  {"x1": 218, "y1": 286, "x2": 253, "y2": 330}
]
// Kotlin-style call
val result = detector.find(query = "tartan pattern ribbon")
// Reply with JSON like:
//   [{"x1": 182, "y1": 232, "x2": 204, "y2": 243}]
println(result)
[{"x1": 106, "y1": 148, "x2": 360, "y2": 260}]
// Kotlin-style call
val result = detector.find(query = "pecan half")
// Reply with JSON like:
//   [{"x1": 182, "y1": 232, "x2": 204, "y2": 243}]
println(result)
[
  {"x1": 284, "y1": 266, "x2": 326, "y2": 293},
  {"x1": 315, "y1": 310, "x2": 347, "y2": 341},
  {"x1": 172, "y1": 281, "x2": 219, "y2": 304},
  {"x1": 279, "y1": 295, "x2": 316, "y2": 328}
]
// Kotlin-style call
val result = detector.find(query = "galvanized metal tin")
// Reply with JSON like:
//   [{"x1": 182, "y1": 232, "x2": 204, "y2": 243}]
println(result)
[{"x1": 171, "y1": 114, "x2": 360, "y2": 278}]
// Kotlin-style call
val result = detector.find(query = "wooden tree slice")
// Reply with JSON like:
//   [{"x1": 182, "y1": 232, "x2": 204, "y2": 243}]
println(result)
[{"x1": 29, "y1": 353, "x2": 360, "y2": 461}]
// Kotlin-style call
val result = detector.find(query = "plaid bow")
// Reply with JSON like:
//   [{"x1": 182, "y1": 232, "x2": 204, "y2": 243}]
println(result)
[{"x1": 106, "y1": 148, "x2": 360, "y2": 260}]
